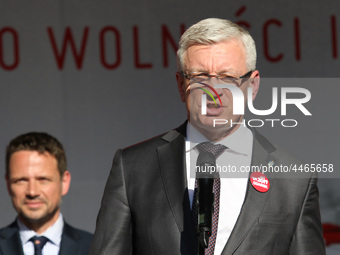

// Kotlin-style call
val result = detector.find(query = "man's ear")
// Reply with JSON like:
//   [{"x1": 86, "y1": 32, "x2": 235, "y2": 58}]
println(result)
[
  {"x1": 176, "y1": 72, "x2": 186, "y2": 103},
  {"x1": 249, "y1": 70, "x2": 260, "y2": 101},
  {"x1": 61, "y1": 171, "x2": 71, "y2": 196}
]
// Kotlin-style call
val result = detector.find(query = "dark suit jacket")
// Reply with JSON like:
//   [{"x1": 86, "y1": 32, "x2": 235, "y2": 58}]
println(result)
[
  {"x1": 0, "y1": 221, "x2": 93, "y2": 255},
  {"x1": 89, "y1": 122, "x2": 325, "y2": 255}
]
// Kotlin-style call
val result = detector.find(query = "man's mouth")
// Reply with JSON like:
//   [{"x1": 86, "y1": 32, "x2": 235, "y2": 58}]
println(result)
[
  {"x1": 207, "y1": 103, "x2": 221, "y2": 109},
  {"x1": 205, "y1": 103, "x2": 224, "y2": 116},
  {"x1": 24, "y1": 201, "x2": 44, "y2": 209}
]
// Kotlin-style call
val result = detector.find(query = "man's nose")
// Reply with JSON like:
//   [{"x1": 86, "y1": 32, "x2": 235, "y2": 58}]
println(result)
[
  {"x1": 26, "y1": 180, "x2": 39, "y2": 198},
  {"x1": 206, "y1": 79, "x2": 224, "y2": 100}
]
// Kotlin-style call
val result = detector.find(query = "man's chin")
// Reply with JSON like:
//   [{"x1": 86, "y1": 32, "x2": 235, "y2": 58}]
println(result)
[
  {"x1": 190, "y1": 117, "x2": 233, "y2": 138},
  {"x1": 19, "y1": 211, "x2": 47, "y2": 223},
  {"x1": 191, "y1": 116, "x2": 231, "y2": 130},
  {"x1": 19, "y1": 207, "x2": 57, "y2": 225}
]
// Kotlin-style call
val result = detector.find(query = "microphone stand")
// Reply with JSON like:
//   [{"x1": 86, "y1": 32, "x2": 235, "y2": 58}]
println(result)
[
  {"x1": 198, "y1": 226, "x2": 210, "y2": 255},
  {"x1": 195, "y1": 151, "x2": 217, "y2": 255},
  {"x1": 196, "y1": 178, "x2": 214, "y2": 255}
]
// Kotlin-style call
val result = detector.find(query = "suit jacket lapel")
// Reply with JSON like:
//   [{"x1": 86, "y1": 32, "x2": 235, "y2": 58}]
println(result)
[
  {"x1": 0, "y1": 222, "x2": 82, "y2": 255},
  {"x1": 0, "y1": 222, "x2": 24, "y2": 255},
  {"x1": 158, "y1": 123, "x2": 197, "y2": 255},
  {"x1": 221, "y1": 129, "x2": 276, "y2": 255},
  {"x1": 59, "y1": 223, "x2": 79, "y2": 255}
]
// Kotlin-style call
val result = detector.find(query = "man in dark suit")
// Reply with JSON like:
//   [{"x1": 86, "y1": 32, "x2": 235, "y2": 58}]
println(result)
[
  {"x1": 0, "y1": 132, "x2": 92, "y2": 255},
  {"x1": 89, "y1": 18, "x2": 325, "y2": 254}
]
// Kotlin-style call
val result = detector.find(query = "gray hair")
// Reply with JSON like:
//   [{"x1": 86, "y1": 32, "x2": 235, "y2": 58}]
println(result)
[{"x1": 177, "y1": 18, "x2": 257, "y2": 72}]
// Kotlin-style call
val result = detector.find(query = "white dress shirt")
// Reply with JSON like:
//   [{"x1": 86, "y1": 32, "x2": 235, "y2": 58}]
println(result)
[
  {"x1": 186, "y1": 123, "x2": 253, "y2": 255},
  {"x1": 18, "y1": 213, "x2": 64, "y2": 255}
]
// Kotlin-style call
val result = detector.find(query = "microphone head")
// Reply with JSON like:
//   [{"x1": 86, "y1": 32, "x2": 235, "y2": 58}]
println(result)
[{"x1": 196, "y1": 152, "x2": 218, "y2": 179}]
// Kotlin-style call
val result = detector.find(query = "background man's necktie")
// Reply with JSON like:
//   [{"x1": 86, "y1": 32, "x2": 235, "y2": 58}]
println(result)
[
  {"x1": 193, "y1": 142, "x2": 227, "y2": 255},
  {"x1": 30, "y1": 236, "x2": 49, "y2": 255}
]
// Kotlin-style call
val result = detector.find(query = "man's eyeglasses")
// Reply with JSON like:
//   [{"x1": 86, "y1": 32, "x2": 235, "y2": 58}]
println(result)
[{"x1": 181, "y1": 70, "x2": 253, "y2": 87}]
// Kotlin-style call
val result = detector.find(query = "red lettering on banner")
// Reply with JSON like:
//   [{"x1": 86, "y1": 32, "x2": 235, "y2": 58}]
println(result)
[
  {"x1": 2, "y1": 15, "x2": 340, "y2": 71},
  {"x1": 294, "y1": 18, "x2": 301, "y2": 61},
  {"x1": 180, "y1": 24, "x2": 186, "y2": 35},
  {"x1": 47, "y1": 27, "x2": 89, "y2": 70},
  {"x1": 133, "y1": 26, "x2": 152, "y2": 69},
  {"x1": 161, "y1": 25, "x2": 180, "y2": 67},
  {"x1": 331, "y1": 15, "x2": 338, "y2": 59},
  {"x1": 0, "y1": 27, "x2": 19, "y2": 70},
  {"x1": 263, "y1": 19, "x2": 284, "y2": 62},
  {"x1": 235, "y1": 6, "x2": 251, "y2": 29},
  {"x1": 99, "y1": 26, "x2": 121, "y2": 69}
]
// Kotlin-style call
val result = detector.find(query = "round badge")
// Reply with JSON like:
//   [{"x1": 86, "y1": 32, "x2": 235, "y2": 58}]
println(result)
[{"x1": 250, "y1": 172, "x2": 270, "y2": 192}]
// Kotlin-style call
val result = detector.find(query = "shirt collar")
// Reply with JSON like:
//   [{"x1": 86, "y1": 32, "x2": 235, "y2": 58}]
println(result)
[
  {"x1": 18, "y1": 213, "x2": 64, "y2": 246},
  {"x1": 186, "y1": 122, "x2": 253, "y2": 155}
]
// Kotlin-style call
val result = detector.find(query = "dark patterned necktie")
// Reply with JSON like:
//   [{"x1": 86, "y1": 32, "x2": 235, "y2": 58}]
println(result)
[
  {"x1": 192, "y1": 142, "x2": 227, "y2": 255},
  {"x1": 30, "y1": 236, "x2": 49, "y2": 255}
]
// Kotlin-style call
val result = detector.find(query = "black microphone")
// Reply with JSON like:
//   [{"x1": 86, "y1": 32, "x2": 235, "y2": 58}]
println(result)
[{"x1": 195, "y1": 151, "x2": 218, "y2": 250}]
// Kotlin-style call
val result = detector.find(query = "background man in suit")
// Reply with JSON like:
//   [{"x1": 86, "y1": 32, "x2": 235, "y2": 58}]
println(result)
[
  {"x1": 89, "y1": 18, "x2": 325, "y2": 254},
  {"x1": 0, "y1": 132, "x2": 92, "y2": 255}
]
